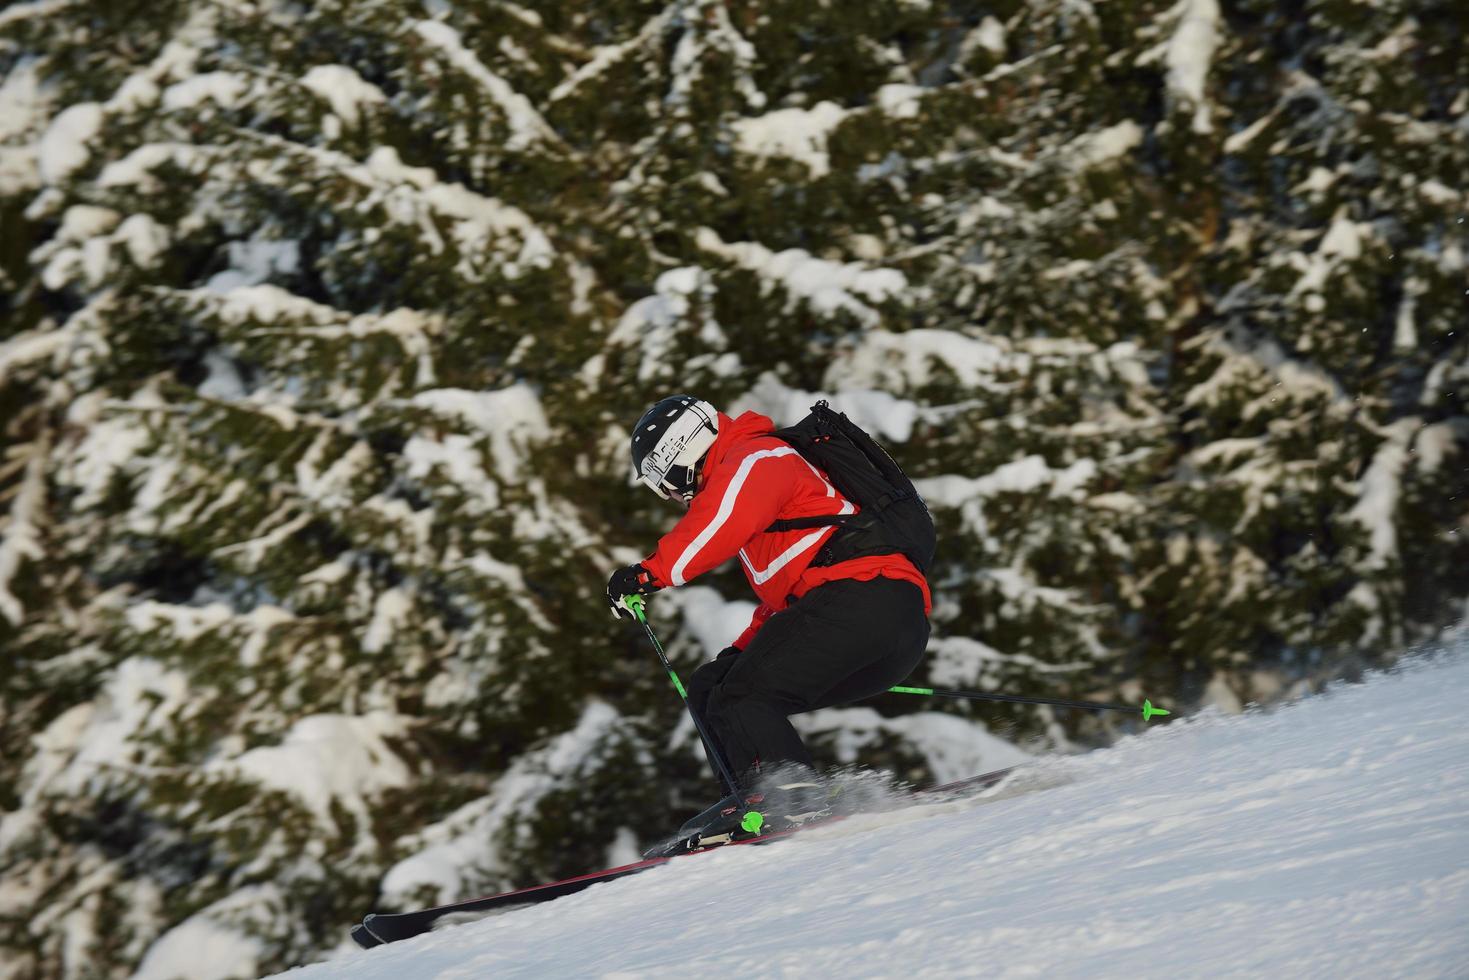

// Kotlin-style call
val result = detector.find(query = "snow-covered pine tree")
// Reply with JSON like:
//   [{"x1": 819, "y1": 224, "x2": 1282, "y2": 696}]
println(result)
[
  {"x1": 0, "y1": 0, "x2": 1464, "y2": 975},
  {"x1": 1138, "y1": 0, "x2": 1469, "y2": 706},
  {"x1": 0, "y1": 4, "x2": 656, "y2": 974}
]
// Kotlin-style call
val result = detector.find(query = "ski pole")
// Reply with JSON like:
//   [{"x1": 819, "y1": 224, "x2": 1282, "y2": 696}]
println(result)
[
  {"x1": 886, "y1": 684, "x2": 1171, "y2": 722},
  {"x1": 621, "y1": 594, "x2": 745, "y2": 794}
]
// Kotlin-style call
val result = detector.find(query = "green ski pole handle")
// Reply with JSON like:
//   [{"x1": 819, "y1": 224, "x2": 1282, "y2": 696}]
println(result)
[
  {"x1": 621, "y1": 594, "x2": 746, "y2": 795},
  {"x1": 887, "y1": 684, "x2": 1171, "y2": 722}
]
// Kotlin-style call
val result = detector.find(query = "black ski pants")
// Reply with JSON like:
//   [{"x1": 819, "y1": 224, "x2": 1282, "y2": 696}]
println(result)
[{"x1": 685, "y1": 576, "x2": 929, "y2": 793}]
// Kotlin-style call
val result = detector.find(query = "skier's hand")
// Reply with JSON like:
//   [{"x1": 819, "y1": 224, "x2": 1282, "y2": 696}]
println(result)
[{"x1": 606, "y1": 563, "x2": 659, "y2": 620}]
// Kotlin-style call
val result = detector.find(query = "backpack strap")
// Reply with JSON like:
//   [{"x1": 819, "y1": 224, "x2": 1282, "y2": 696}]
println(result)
[
  {"x1": 766, "y1": 490, "x2": 908, "y2": 533},
  {"x1": 764, "y1": 513, "x2": 875, "y2": 533}
]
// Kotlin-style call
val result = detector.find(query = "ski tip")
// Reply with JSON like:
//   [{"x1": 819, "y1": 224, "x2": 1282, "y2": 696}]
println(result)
[
  {"x1": 1141, "y1": 699, "x2": 1171, "y2": 721},
  {"x1": 350, "y1": 922, "x2": 383, "y2": 950}
]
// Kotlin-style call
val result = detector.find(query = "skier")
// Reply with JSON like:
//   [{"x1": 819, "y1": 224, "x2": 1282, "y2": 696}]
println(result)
[{"x1": 606, "y1": 395, "x2": 932, "y2": 837}]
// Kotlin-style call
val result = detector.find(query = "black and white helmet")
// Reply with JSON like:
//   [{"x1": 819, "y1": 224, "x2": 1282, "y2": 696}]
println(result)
[{"x1": 630, "y1": 395, "x2": 719, "y2": 503}]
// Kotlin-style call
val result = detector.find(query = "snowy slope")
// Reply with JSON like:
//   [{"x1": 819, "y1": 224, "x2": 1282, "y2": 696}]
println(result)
[{"x1": 279, "y1": 649, "x2": 1469, "y2": 979}]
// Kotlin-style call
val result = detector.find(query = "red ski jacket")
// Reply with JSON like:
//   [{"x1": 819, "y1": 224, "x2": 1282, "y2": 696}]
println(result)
[{"x1": 642, "y1": 410, "x2": 931, "y2": 649}]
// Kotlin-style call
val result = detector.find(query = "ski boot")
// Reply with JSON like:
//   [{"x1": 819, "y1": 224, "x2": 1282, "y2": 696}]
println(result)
[{"x1": 663, "y1": 773, "x2": 843, "y2": 854}]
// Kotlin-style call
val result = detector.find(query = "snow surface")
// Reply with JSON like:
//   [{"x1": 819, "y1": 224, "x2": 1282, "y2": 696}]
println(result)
[
  {"x1": 731, "y1": 100, "x2": 848, "y2": 177},
  {"x1": 1065, "y1": 120, "x2": 1144, "y2": 170},
  {"x1": 0, "y1": 59, "x2": 48, "y2": 193},
  {"x1": 409, "y1": 384, "x2": 550, "y2": 481},
  {"x1": 133, "y1": 890, "x2": 268, "y2": 980},
  {"x1": 1148, "y1": 0, "x2": 1223, "y2": 134},
  {"x1": 300, "y1": 65, "x2": 385, "y2": 126},
  {"x1": 0, "y1": 445, "x2": 45, "y2": 625},
  {"x1": 548, "y1": 7, "x2": 678, "y2": 104},
  {"x1": 411, "y1": 20, "x2": 557, "y2": 151},
  {"x1": 1349, "y1": 419, "x2": 1415, "y2": 569},
  {"x1": 212, "y1": 712, "x2": 415, "y2": 849},
  {"x1": 836, "y1": 328, "x2": 1011, "y2": 390},
  {"x1": 277, "y1": 647, "x2": 1469, "y2": 979},
  {"x1": 695, "y1": 227, "x2": 907, "y2": 328},
  {"x1": 36, "y1": 102, "x2": 101, "y2": 183},
  {"x1": 734, "y1": 373, "x2": 924, "y2": 444}
]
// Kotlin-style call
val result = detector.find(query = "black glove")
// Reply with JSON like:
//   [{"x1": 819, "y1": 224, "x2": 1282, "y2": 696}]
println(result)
[{"x1": 606, "y1": 563, "x2": 659, "y2": 620}]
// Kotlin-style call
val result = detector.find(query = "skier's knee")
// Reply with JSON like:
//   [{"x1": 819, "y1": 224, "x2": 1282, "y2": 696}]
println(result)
[{"x1": 687, "y1": 660, "x2": 725, "y2": 705}]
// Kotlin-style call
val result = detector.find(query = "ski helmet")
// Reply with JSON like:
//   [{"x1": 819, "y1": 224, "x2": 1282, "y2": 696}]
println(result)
[{"x1": 630, "y1": 395, "x2": 719, "y2": 502}]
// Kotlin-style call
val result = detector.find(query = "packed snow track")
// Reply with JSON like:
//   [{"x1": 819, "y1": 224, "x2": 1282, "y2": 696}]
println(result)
[{"x1": 280, "y1": 647, "x2": 1469, "y2": 979}]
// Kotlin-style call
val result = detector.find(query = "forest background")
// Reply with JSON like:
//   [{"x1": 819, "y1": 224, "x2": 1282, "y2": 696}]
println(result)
[{"x1": 0, "y1": 0, "x2": 1465, "y2": 976}]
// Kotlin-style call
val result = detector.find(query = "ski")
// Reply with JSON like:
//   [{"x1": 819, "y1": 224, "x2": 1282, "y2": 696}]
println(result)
[
  {"x1": 352, "y1": 855, "x2": 662, "y2": 948},
  {"x1": 351, "y1": 822, "x2": 811, "y2": 948},
  {"x1": 350, "y1": 763, "x2": 1020, "y2": 949},
  {"x1": 922, "y1": 763, "x2": 1020, "y2": 799}
]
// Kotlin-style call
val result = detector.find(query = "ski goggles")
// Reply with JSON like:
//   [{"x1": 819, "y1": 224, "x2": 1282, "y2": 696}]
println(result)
[
  {"x1": 638, "y1": 446, "x2": 702, "y2": 503},
  {"x1": 640, "y1": 461, "x2": 698, "y2": 503}
]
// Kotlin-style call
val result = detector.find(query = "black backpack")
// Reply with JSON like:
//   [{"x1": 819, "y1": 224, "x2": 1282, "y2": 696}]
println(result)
[{"x1": 766, "y1": 401, "x2": 936, "y2": 573}]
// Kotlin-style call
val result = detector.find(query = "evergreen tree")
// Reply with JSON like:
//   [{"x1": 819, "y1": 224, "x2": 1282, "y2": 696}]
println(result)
[{"x1": 0, "y1": 0, "x2": 1463, "y2": 974}]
